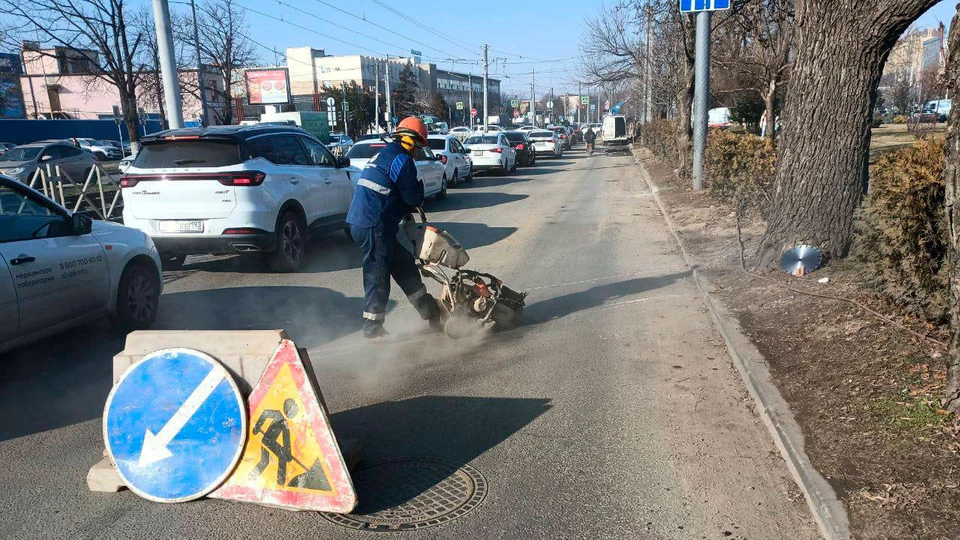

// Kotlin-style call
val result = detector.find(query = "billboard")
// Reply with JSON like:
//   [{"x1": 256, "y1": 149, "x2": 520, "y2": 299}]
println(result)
[{"x1": 245, "y1": 68, "x2": 291, "y2": 106}]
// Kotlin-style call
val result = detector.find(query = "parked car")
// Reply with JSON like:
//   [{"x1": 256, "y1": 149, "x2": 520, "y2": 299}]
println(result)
[
  {"x1": 528, "y1": 129, "x2": 563, "y2": 158},
  {"x1": 101, "y1": 140, "x2": 131, "y2": 156},
  {"x1": 449, "y1": 126, "x2": 473, "y2": 143},
  {"x1": 427, "y1": 134, "x2": 473, "y2": 186},
  {"x1": 550, "y1": 126, "x2": 571, "y2": 150},
  {"x1": 503, "y1": 131, "x2": 536, "y2": 167},
  {"x1": 569, "y1": 123, "x2": 583, "y2": 144},
  {"x1": 0, "y1": 142, "x2": 16, "y2": 156},
  {"x1": 326, "y1": 133, "x2": 354, "y2": 156},
  {"x1": 0, "y1": 140, "x2": 96, "y2": 183},
  {"x1": 0, "y1": 174, "x2": 162, "y2": 354},
  {"x1": 463, "y1": 133, "x2": 517, "y2": 174},
  {"x1": 346, "y1": 138, "x2": 448, "y2": 200},
  {"x1": 75, "y1": 138, "x2": 124, "y2": 161},
  {"x1": 121, "y1": 124, "x2": 358, "y2": 272}
]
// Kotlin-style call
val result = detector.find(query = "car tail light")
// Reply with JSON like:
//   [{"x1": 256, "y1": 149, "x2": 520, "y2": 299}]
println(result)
[
  {"x1": 514, "y1": 144, "x2": 525, "y2": 150},
  {"x1": 219, "y1": 172, "x2": 266, "y2": 186},
  {"x1": 440, "y1": 154, "x2": 448, "y2": 165},
  {"x1": 489, "y1": 147, "x2": 503, "y2": 153},
  {"x1": 222, "y1": 228, "x2": 265, "y2": 235},
  {"x1": 119, "y1": 171, "x2": 266, "y2": 188},
  {"x1": 561, "y1": 134, "x2": 567, "y2": 139}
]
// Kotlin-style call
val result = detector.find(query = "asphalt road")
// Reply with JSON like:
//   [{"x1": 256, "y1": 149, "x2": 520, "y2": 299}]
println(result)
[{"x1": 0, "y1": 146, "x2": 819, "y2": 539}]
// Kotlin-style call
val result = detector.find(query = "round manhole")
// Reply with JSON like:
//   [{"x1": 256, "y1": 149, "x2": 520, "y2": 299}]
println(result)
[{"x1": 321, "y1": 457, "x2": 487, "y2": 531}]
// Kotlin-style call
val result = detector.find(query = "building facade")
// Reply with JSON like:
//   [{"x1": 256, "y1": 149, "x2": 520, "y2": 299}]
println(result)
[
  {"x1": 19, "y1": 44, "x2": 222, "y2": 123},
  {"x1": 284, "y1": 47, "x2": 500, "y2": 118}
]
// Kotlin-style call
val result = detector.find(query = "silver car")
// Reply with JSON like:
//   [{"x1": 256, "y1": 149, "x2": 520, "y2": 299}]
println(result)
[{"x1": 0, "y1": 141, "x2": 96, "y2": 183}]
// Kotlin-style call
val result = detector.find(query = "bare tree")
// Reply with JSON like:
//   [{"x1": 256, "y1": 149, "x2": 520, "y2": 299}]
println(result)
[
  {"x1": 714, "y1": 0, "x2": 793, "y2": 140},
  {"x1": 753, "y1": 0, "x2": 940, "y2": 267},
  {"x1": 196, "y1": 0, "x2": 256, "y2": 125},
  {"x1": 3, "y1": 0, "x2": 148, "y2": 146},
  {"x1": 941, "y1": 6, "x2": 960, "y2": 411}
]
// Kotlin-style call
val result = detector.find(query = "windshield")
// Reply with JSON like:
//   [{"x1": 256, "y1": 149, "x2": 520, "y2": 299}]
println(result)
[
  {"x1": 466, "y1": 136, "x2": 498, "y2": 145},
  {"x1": 427, "y1": 139, "x2": 447, "y2": 151},
  {"x1": 2, "y1": 147, "x2": 41, "y2": 161},
  {"x1": 530, "y1": 131, "x2": 553, "y2": 138},
  {"x1": 347, "y1": 143, "x2": 386, "y2": 159},
  {"x1": 134, "y1": 139, "x2": 242, "y2": 168},
  {"x1": 504, "y1": 133, "x2": 526, "y2": 143}
]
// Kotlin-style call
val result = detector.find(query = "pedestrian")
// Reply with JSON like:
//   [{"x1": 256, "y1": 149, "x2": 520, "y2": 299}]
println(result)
[
  {"x1": 759, "y1": 110, "x2": 768, "y2": 138},
  {"x1": 584, "y1": 125, "x2": 597, "y2": 155},
  {"x1": 346, "y1": 116, "x2": 443, "y2": 338}
]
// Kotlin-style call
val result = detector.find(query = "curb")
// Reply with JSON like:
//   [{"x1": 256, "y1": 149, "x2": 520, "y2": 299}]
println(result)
[{"x1": 635, "y1": 156, "x2": 851, "y2": 540}]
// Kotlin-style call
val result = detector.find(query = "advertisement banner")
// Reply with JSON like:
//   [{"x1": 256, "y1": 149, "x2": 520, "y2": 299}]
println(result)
[{"x1": 245, "y1": 69, "x2": 291, "y2": 106}]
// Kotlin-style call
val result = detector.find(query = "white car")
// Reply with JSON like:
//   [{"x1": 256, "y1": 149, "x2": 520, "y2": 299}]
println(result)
[
  {"x1": 427, "y1": 134, "x2": 473, "y2": 187},
  {"x1": 327, "y1": 133, "x2": 354, "y2": 156},
  {"x1": 527, "y1": 130, "x2": 563, "y2": 158},
  {"x1": 0, "y1": 175, "x2": 162, "y2": 354},
  {"x1": 463, "y1": 133, "x2": 517, "y2": 173},
  {"x1": 346, "y1": 139, "x2": 448, "y2": 200},
  {"x1": 121, "y1": 125, "x2": 358, "y2": 272},
  {"x1": 517, "y1": 125, "x2": 537, "y2": 132},
  {"x1": 75, "y1": 138, "x2": 124, "y2": 161}
]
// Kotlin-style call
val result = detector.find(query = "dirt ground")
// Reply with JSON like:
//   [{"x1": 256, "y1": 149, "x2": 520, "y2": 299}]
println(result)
[{"x1": 636, "y1": 149, "x2": 960, "y2": 540}]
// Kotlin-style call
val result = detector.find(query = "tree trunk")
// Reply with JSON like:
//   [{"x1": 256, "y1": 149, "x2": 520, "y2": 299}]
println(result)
[
  {"x1": 119, "y1": 90, "x2": 140, "y2": 152},
  {"x1": 941, "y1": 7, "x2": 960, "y2": 411},
  {"x1": 753, "y1": 0, "x2": 939, "y2": 267},
  {"x1": 763, "y1": 80, "x2": 777, "y2": 141},
  {"x1": 675, "y1": 72, "x2": 694, "y2": 179}
]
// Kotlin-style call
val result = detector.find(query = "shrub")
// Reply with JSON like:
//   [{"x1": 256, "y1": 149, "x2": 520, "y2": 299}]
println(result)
[
  {"x1": 705, "y1": 130, "x2": 776, "y2": 217},
  {"x1": 856, "y1": 139, "x2": 948, "y2": 322},
  {"x1": 893, "y1": 114, "x2": 908, "y2": 124},
  {"x1": 642, "y1": 119, "x2": 679, "y2": 163}
]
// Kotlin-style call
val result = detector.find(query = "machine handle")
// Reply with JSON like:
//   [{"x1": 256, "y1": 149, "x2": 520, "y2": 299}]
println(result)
[{"x1": 415, "y1": 207, "x2": 427, "y2": 223}]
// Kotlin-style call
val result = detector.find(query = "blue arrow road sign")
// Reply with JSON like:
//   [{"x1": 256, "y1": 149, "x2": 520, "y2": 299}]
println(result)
[
  {"x1": 103, "y1": 348, "x2": 247, "y2": 503},
  {"x1": 680, "y1": 0, "x2": 729, "y2": 12}
]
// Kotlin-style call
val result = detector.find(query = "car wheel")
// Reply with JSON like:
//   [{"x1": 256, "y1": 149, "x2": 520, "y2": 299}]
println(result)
[
  {"x1": 510, "y1": 158, "x2": 517, "y2": 173},
  {"x1": 112, "y1": 263, "x2": 161, "y2": 332},
  {"x1": 82, "y1": 167, "x2": 93, "y2": 181},
  {"x1": 266, "y1": 211, "x2": 305, "y2": 272},
  {"x1": 466, "y1": 167, "x2": 474, "y2": 182},
  {"x1": 436, "y1": 176, "x2": 448, "y2": 200},
  {"x1": 94, "y1": 151, "x2": 106, "y2": 161},
  {"x1": 451, "y1": 170, "x2": 459, "y2": 188},
  {"x1": 160, "y1": 253, "x2": 185, "y2": 270}
]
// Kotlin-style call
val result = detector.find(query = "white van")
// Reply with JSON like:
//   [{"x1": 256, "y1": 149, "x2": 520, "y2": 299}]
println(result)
[{"x1": 602, "y1": 115, "x2": 629, "y2": 150}]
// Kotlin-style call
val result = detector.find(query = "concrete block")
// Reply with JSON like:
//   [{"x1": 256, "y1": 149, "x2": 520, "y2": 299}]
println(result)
[{"x1": 87, "y1": 456, "x2": 126, "y2": 493}]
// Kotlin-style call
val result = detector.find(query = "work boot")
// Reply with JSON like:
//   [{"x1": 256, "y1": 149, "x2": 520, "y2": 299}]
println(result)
[
  {"x1": 362, "y1": 319, "x2": 388, "y2": 339},
  {"x1": 413, "y1": 294, "x2": 444, "y2": 331}
]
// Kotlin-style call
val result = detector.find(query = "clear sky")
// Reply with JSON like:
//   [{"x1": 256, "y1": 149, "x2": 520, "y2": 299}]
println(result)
[
  {"x1": 916, "y1": 0, "x2": 957, "y2": 30},
  {"x1": 167, "y1": 0, "x2": 592, "y2": 98}
]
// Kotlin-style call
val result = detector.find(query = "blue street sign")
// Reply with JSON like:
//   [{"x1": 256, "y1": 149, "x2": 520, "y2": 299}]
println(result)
[
  {"x1": 103, "y1": 348, "x2": 247, "y2": 503},
  {"x1": 680, "y1": 0, "x2": 729, "y2": 12}
]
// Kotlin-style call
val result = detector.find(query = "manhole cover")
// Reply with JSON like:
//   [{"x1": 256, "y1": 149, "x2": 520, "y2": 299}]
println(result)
[{"x1": 321, "y1": 457, "x2": 487, "y2": 531}]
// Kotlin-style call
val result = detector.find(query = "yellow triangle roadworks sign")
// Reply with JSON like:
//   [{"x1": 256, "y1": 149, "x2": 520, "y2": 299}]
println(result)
[{"x1": 209, "y1": 340, "x2": 357, "y2": 512}]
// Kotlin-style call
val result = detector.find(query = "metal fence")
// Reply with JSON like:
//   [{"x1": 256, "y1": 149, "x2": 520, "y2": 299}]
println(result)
[{"x1": 27, "y1": 164, "x2": 123, "y2": 221}]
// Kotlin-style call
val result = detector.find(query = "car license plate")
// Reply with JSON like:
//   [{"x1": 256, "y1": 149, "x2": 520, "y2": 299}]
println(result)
[
  {"x1": 159, "y1": 220, "x2": 203, "y2": 233},
  {"x1": 473, "y1": 150, "x2": 483, "y2": 156}
]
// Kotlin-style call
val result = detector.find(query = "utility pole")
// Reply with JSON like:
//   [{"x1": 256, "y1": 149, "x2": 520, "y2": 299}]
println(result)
[
  {"x1": 189, "y1": 0, "x2": 209, "y2": 127},
  {"x1": 374, "y1": 60, "x2": 380, "y2": 133},
  {"x1": 468, "y1": 72, "x2": 474, "y2": 130},
  {"x1": 482, "y1": 44, "x2": 489, "y2": 131},
  {"x1": 384, "y1": 59, "x2": 393, "y2": 132},
  {"x1": 531, "y1": 68, "x2": 536, "y2": 128},
  {"x1": 577, "y1": 82, "x2": 582, "y2": 124},
  {"x1": 644, "y1": 1, "x2": 654, "y2": 124},
  {"x1": 341, "y1": 85, "x2": 349, "y2": 137},
  {"x1": 152, "y1": 0, "x2": 183, "y2": 128},
  {"x1": 691, "y1": 10, "x2": 711, "y2": 190}
]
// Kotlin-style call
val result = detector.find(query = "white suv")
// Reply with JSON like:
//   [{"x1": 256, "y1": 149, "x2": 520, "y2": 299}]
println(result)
[{"x1": 121, "y1": 125, "x2": 358, "y2": 272}]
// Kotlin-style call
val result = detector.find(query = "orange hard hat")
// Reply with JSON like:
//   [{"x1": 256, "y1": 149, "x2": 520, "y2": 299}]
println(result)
[{"x1": 395, "y1": 116, "x2": 428, "y2": 146}]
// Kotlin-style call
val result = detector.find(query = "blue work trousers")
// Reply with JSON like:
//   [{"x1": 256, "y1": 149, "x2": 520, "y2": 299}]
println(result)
[{"x1": 350, "y1": 223, "x2": 426, "y2": 322}]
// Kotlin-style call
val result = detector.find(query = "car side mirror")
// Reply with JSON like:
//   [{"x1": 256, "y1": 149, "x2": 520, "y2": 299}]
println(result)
[
  {"x1": 336, "y1": 156, "x2": 350, "y2": 168},
  {"x1": 72, "y1": 213, "x2": 93, "y2": 235}
]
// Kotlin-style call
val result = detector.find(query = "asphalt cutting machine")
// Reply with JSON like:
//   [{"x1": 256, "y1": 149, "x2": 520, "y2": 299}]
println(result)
[{"x1": 403, "y1": 208, "x2": 527, "y2": 339}]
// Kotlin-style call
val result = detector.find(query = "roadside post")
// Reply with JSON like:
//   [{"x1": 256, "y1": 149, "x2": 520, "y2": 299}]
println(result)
[
  {"x1": 326, "y1": 97, "x2": 336, "y2": 130},
  {"x1": 680, "y1": 0, "x2": 730, "y2": 190},
  {"x1": 112, "y1": 105, "x2": 124, "y2": 153}
]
